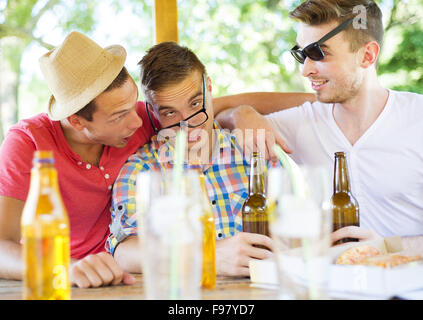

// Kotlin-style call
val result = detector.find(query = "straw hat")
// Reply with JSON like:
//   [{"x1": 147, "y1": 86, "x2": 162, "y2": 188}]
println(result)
[{"x1": 39, "y1": 31, "x2": 127, "y2": 120}]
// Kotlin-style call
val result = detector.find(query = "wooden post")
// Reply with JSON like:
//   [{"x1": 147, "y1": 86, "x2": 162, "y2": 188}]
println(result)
[{"x1": 154, "y1": 0, "x2": 178, "y2": 44}]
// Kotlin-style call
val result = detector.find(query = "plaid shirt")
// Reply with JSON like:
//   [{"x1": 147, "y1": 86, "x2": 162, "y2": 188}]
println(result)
[{"x1": 106, "y1": 122, "x2": 279, "y2": 255}]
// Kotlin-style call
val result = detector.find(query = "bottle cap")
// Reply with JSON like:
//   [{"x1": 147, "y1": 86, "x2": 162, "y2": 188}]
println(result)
[{"x1": 33, "y1": 150, "x2": 55, "y2": 165}]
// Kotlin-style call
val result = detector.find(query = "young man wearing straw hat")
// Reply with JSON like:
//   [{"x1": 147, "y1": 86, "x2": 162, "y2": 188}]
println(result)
[{"x1": 0, "y1": 31, "x2": 151, "y2": 287}]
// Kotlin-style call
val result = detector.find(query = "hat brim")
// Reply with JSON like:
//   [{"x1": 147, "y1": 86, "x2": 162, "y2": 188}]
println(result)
[{"x1": 48, "y1": 44, "x2": 127, "y2": 121}]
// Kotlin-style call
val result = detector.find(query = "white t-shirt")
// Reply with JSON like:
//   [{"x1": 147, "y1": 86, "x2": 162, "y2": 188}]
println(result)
[{"x1": 265, "y1": 90, "x2": 423, "y2": 237}]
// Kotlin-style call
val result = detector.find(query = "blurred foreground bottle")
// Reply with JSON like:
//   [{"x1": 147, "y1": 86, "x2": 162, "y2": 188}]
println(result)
[
  {"x1": 21, "y1": 151, "x2": 70, "y2": 300},
  {"x1": 242, "y1": 152, "x2": 270, "y2": 245},
  {"x1": 199, "y1": 174, "x2": 216, "y2": 289},
  {"x1": 331, "y1": 152, "x2": 360, "y2": 245}
]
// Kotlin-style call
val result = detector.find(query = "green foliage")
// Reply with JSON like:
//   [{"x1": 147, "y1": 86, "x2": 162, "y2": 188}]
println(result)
[
  {"x1": 379, "y1": 23, "x2": 423, "y2": 93},
  {"x1": 178, "y1": 0, "x2": 306, "y2": 96},
  {"x1": 3, "y1": 0, "x2": 38, "y2": 28},
  {"x1": 0, "y1": 0, "x2": 100, "y2": 142},
  {"x1": 2, "y1": 38, "x2": 26, "y2": 72},
  {"x1": 1, "y1": 0, "x2": 422, "y2": 135},
  {"x1": 57, "y1": 0, "x2": 98, "y2": 33}
]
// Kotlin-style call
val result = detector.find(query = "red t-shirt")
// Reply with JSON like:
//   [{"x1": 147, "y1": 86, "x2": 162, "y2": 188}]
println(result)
[{"x1": 0, "y1": 101, "x2": 154, "y2": 259}]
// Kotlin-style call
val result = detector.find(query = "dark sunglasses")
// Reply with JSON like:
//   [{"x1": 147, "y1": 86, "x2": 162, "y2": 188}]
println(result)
[
  {"x1": 145, "y1": 74, "x2": 209, "y2": 134},
  {"x1": 290, "y1": 18, "x2": 354, "y2": 64}
]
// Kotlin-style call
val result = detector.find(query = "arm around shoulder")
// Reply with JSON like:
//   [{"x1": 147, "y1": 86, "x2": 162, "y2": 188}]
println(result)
[{"x1": 213, "y1": 92, "x2": 315, "y2": 116}]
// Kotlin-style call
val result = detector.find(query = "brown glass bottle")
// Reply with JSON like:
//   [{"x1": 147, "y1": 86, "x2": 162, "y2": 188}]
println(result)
[
  {"x1": 331, "y1": 152, "x2": 360, "y2": 245},
  {"x1": 242, "y1": 152, "x2": 270, "y2": 243}
]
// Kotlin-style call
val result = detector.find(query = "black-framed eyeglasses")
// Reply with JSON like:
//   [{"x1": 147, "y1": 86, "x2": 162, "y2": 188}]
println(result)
[
  {"x1": 145, "y1": 74, "x2": 209, "y2": 134},
  {"x1": 290, "y1": 18, "x2": 354, "y2": 64}
]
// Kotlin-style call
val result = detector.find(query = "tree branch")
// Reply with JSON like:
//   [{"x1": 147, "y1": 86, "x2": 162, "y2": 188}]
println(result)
[
  {"x1": 0, "y1": 24, "x2": 54, "y2": 50},
  {"x1": 385, "y1": 0, "x2": 422, "y2": 32},
  {"x1": 27, "y1": 0, "x2": 61, "y2": 31},
  {"x1": 385, "y1": 0, "x2": 400, "y2": 32}
]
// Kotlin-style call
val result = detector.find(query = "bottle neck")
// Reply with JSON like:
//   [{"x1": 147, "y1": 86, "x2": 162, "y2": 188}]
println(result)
[
  {"x1": 333, "y1": 156, "x2": 351, "y2": 193},
  {"x1": 249, "y1": 154, "x2": 265, "y2": 196},
  {"x1": 31, "y1": 162, "x2": 60, "y2": 193},
  {"x1": 31, "y1": 151, "x2": 58, "y2": 194}
]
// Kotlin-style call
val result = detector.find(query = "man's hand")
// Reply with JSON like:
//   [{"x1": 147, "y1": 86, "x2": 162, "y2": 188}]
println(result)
[
  {"x1": 215, "y1": 232, "x2": 273, "y2": 277},
  {"x1": 216, "y1": 105, "x2": 292, "y2": 162},
  {"x1": 70, "y1": 252, "x2": 136, "y2": 288},
  {"x1": 331, "y1": 226, "x2": 382, "y2": 245}
]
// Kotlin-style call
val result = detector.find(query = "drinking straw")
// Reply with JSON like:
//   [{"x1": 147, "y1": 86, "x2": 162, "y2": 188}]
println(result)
[
  {"x1": 169, "y1": 129, "x2": 187, "y2": 299},
  {"x1": 172, "y1": 129, "x2": 187, "y2": 194},
  {"x1": 272, "y1": 144, "x2": 318, "y2": 299},
  {"x1": 272, "y1": 145, "x2": 307, "y2": 198}
]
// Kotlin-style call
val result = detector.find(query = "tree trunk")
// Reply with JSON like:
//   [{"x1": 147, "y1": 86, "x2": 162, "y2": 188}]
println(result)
[
  {"x1": 0, "y1": 42, "x2": 6, "y2": 145},
  {"x1": 0, "y1": 80, "x2": 4, "y2": 145}
]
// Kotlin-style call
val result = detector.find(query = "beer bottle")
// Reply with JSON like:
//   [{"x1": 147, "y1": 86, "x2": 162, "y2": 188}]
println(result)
[
  {"x1": 331, "y1": 152, "x2": 360, "y2": 245},
  {"x1": 21, "y1": 150, "x2": 71, "y2": 300},
  {"x1": 242, "y1": 152, "x2": 270, "y2": 240},
  {"x1": 199, "y1": 173, "x2": 216, "y2": 289}
]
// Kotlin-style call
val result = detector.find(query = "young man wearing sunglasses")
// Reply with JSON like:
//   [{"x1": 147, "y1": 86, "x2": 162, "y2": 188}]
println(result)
[
  {"x1": 216, "y1": 0, "x2": 423, "y2": 249},
  {"x1": 105, "y1": 42, "x2": 284, "y2": 277}
]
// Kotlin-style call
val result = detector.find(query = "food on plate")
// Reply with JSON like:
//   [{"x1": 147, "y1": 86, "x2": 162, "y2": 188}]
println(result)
[
  {"x1": 336, "y1": 245, "x2": 422, "y2": 268},
  {"x1": 335, "y1": 245, "x2": 380, "y2": 265},
  {"x1": 359, "y1": 254, "x2": 422, "y2": 268}
]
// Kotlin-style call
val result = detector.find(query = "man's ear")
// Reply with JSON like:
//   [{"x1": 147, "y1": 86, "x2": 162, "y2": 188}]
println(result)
[
  {"x1": 360, "y1": 41, "x2": 380, "y2": 69},
  {"x1": 67, "y1": 114, "x2": 86, "y2": 131}
]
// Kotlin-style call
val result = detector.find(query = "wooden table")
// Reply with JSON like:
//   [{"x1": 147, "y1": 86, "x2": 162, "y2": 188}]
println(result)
[{"x1": 0, "y1": 275, "x2": 279, "y2": 300}]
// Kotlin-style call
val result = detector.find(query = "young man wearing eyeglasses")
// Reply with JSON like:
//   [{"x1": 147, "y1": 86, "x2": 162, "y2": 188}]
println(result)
[
  {"x1": 106, "y1": 42, "x2": 283, "y2": 277},
  {"x1": 216, "y1": 0, "x2": 423, "y2": 250}
]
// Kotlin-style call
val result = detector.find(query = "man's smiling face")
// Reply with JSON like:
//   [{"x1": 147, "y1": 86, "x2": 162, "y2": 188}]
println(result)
[{"x1": 297, "y1": 21, "x2": 365, "y2": 104}]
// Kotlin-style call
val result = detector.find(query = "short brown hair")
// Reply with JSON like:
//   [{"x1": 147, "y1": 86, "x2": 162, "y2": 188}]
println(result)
[
  {"x1": 76, "y1": 66, "x2": 130, "y2": 121},
  {"x1": 290, "y1": 0, "x2": 384, "y2": 52},
  {"x1": 138, "y1": 42, "x2": 206, "y2": 100}
]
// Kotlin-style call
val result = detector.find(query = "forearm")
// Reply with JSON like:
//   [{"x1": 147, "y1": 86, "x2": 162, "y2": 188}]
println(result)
[
  {"x1": 0, "y1": 240, "x2": 23, "y2": 280},
  {"x1": 213, "y1": 92, "x2": 315, "y2": 116},
  {"x1": 215, "y1": 105, "x2": 260, "y2": 131},
  {"x1": 113, "y1": 236, "x2": 142, "y2": 273}
]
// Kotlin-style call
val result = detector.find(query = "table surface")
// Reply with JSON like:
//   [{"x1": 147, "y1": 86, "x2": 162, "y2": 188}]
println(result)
[{"x1": 0, "y1": 275, "x2": 279, "y2": 300}]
